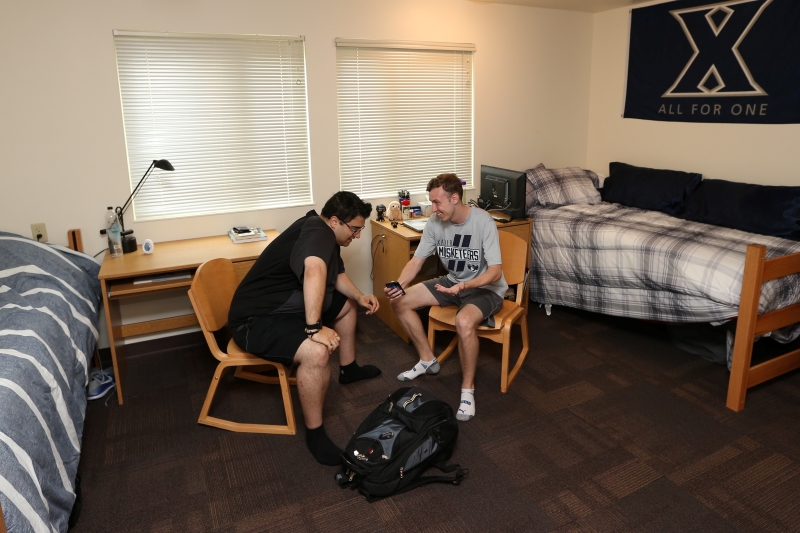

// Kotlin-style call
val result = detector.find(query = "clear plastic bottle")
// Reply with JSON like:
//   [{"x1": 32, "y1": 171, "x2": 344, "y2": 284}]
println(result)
[{"x1": 105, "y1": 207, "x2": 123, "y2": 258}]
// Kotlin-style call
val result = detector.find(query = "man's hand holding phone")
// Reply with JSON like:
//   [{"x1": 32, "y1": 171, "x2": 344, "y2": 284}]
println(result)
[{"x1": 384, "y1": 281, "x2": 405, "y2": 299}]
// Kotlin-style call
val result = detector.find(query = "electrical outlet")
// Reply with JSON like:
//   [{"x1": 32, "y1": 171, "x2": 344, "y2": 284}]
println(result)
[{"x1": 30, "y1": 223, "x2": 48, "y2": 243}]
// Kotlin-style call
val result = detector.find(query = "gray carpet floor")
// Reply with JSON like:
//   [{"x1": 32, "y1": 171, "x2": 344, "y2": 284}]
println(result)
[{"x1": 72, "y1": 305, "x2": 800, "y2": 532}]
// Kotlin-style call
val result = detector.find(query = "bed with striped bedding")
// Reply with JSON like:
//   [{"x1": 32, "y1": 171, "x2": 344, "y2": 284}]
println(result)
[{"x1": 0, "y1": 232, "x2": 101, "y2": 533}]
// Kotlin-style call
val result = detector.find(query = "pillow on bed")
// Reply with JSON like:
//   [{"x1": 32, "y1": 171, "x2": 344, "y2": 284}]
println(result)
[
  {"x1": 602, "y1": 162, "x2": 702, "y2": 216},
  {"x1": 525, "y1": 164, "x2": 601, "y2": 206},
  {"x1": 525, "y1": 164, "x2": 541, "y2": 216},
  {"x1": 681, "y1": 179, "x2": 800, "y2": 240}
]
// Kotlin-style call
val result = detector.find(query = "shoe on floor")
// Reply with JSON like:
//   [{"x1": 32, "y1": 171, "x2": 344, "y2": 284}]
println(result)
[
  {"x1": 397, "y1": 358, "x2": 440, "y2": 381},
  {"x1": 88, "y1": 366, "x2": 114, "y2": 381},
  {"x1": 87, "y1": 370, "x2": 116, "y2": 400}
]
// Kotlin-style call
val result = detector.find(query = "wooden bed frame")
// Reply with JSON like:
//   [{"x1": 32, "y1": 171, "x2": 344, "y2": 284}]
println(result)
[
  {"x1": 0, "y1": 229, "x2": 85, "y2": 533},
  {"x1": 727, "y1": 243, "x2": 800, "y2": 411}
]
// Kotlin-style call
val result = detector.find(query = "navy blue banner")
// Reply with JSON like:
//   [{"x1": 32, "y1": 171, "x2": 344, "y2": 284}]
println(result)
[{"x1": 624, "y1": 0, "x2": 800, "y2": 124}]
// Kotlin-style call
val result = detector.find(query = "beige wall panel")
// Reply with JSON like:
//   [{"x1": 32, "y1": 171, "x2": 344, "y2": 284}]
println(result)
[
  {"x1": 586, "y1": 4, "x2": 800, "y2": 185},
  {"x1": 1, "y1": 0, "x2": 593, "y2": 343}
]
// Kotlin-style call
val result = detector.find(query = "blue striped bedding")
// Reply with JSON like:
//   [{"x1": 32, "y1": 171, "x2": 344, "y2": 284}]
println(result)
[{"x1": 0, "y1": 232, "x2": 101, "y2": 533}]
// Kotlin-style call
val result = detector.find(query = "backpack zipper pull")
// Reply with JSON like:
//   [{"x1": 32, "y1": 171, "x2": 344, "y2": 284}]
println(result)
[{"x1": 400, "y1": 467, "x2": 404, "y2": 479}]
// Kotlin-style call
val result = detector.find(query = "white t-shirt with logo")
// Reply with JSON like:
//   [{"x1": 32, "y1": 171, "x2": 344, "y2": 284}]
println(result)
[{"x1": 414, "y1": 207, "x2": 508, "y2": 298}]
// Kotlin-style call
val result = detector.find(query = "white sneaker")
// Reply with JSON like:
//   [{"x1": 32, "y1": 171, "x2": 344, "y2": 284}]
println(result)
[{"x1": 397, "y1": 359, "x2": 440, "y2": 381}]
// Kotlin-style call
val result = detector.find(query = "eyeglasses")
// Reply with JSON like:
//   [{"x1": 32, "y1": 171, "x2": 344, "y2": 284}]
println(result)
[{"x1": 342, "y1": 220, "x2": 364, "y2": 235}]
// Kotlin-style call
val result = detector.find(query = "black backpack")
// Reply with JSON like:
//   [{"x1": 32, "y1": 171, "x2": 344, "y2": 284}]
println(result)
[{"x1": 334, "y1": 386, "x2": 467, "y2": 502}]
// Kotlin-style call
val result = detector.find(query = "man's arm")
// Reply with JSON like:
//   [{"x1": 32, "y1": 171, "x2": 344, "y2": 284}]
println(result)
[
  {"x1": 303, "y1": 256, "x2": 327, "y2": 325},
  {"x1": 383, "y1": 256, "x2": 427, "y2": 300},
  {"x1": 304, "y1": 256, "x2": 340, "y2": 352},
  {"x1": 336, "y1": 272, "x2": 379, "y2": 314},
  {"x1": 397, "y1": 256, "x2": 426, "y2": 288}
]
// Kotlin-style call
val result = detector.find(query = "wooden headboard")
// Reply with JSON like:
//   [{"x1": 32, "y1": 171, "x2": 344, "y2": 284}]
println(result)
[{"x1": 67, "y1": 228, "x2": 84, "y2": 252}]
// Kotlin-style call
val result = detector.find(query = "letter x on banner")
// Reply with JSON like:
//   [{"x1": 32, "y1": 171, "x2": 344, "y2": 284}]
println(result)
[{"x1": 623, "y1": 0, "x2": 800, "y2": 124}]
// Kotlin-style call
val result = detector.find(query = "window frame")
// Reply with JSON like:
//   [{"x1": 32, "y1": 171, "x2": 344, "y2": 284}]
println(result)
[
  {"x1": 113, "y1": 30, "x2": 313, "y2": 222},
  {"x1": 335, "y1": 38, "x2": 475, "y2": 200}
]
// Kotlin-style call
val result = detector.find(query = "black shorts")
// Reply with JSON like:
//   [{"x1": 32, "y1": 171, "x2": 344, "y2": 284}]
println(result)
[
  {"x1": 422, "y1": 275, "x2": 503, "y2": 326},
  {"x1": 231, "y1": 290, "x2": 348, "y2": 367}
]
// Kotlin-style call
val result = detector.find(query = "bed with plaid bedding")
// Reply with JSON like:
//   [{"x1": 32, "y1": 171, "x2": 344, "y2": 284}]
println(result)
[{"x1": 528, "y1": 203, "x2": 800, "y2": 355}]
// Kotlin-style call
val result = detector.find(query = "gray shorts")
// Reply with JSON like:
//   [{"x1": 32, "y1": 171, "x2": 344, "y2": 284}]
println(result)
[{"x1": 422, "y1": 275, "x2": 504, "y2": 326}]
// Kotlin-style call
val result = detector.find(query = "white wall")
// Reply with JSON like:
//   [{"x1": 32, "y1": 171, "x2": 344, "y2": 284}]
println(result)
[
  {"x1": 0, "y1": 0, "x2": 594, "y2": 344},
  {"x1": 586, "y1": 4, "x2": 800, "y2": 185}
]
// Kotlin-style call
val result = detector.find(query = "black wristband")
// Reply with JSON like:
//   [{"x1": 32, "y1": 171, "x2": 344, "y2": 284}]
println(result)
[{"x1": 305, "y1": 321, "x2": 322, "y2": 336}]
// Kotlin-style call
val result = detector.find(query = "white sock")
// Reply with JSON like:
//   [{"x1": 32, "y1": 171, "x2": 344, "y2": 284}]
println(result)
[
  {"x1": 396, "y1": 358, "x2": 439, "y2": 381},
  {"x1": 457, "y1": 389, "x2": 475, "y2": 421}
]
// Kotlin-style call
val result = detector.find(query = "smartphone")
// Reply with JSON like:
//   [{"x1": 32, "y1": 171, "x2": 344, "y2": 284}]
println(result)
[
  {"x1": 385, "y1": 281, "x2": 405, "y2": 295},
  {"x1": 233, "y1": 226, "x2": 252, "y2": 234}
]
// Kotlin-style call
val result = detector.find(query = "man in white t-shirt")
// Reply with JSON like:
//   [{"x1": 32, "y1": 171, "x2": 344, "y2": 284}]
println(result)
[{"x1": 384, "y1": 174, "x2": 507, "y2": 421}]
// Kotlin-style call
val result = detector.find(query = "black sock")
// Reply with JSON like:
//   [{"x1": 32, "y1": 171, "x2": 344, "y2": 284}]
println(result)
[
  {"x1": 339, "y1": 361, "x2": 382, "y2": 384},
  {"x1": 306, "y1": 425, "x2": 343, "y2": 466}
]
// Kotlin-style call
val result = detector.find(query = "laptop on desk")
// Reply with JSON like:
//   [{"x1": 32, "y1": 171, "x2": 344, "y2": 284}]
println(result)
[{"x1": 402, "y1": 219, "x2": 428, "y2": 233}]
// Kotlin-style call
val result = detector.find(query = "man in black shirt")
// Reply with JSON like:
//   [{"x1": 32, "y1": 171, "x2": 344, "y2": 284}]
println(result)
[{"x1": 229, "y1": 191, "x2": 382, "y2": 465}]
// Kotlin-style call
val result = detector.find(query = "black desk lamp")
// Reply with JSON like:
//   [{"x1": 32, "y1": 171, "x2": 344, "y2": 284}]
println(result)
[{"x1": 116, "y1": 159, "x2": 175, "y2": 253}]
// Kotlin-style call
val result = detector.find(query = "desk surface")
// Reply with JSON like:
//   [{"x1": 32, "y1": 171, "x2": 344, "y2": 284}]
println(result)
[
  {"x1": 371, "y1": 216, "x2": 531, "y2": 241},
  {"x1": 98, "y1": 232, "x2": 279, "y2": 280},
  {"x1": 98, "y1": 231, "x2": 279, "y2": 405}
]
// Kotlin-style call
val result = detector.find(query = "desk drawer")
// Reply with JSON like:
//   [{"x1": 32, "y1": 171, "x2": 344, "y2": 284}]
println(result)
[{"x1": 233, "y1": 259, "x2": 257, "y2": 282}]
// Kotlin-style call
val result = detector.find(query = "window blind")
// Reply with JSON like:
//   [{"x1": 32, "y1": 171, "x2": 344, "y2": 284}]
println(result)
[
  {"x1": 336, "y1": 39, "x2": 474, "y2": 199},
  {"x1": 113, "y1": 31, "x2": 312, "y2": 221}
]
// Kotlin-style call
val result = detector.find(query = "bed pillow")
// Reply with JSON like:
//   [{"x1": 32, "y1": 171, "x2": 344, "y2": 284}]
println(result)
[
  {"x1": 681, "y1": 179, "x2": 800, "y2": 240},
  {"x1": 525, "y1": 164, "x2": 541, "y2": 216},
  {"x1": 602, "y1": 162, "x2": 702, "y2": 216},
  {"x1": 525, "y1": 164, "x2": 601, "y2": 207}
]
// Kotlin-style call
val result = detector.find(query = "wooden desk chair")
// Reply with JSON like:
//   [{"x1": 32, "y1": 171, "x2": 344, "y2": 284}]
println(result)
[
  {"x1": 427, "y1": 231, "x2": 530, "y2": 392},
  {"x1": 727, "y1": 244, "x2": 800, "y2": 412},
  {"x1": 188, "y1": 258, "x2": 296, "y2": 434}
]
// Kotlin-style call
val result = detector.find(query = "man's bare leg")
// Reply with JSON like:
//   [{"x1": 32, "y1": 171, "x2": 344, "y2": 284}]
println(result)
[
  {"x1": 293, "y1": 339, "x2": 342, "y2": 464},
  {"x1": 455, "y1": 304, "x2": 483, "y2": 390},
  {"x1": 454, "y1": 304, "x2": 483, "y2": 421},
  {"x1": 391, "y1": 284, "x2": 440, "y2": 362},
  {"x1": 391, "y1": 284, "x2": 442, "y2": 381},
  {"x1": 333, "y1": 299, "x2": 357, "y2": 366},
  {"x1": 293, "y1": 339, "x2": 331, "y2": 429}
]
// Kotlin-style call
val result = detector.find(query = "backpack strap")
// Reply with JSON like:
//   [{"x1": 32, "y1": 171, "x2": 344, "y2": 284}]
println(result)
[
  {"x1": 361, "y1": 464, "x2": 468, "y2": 503},
  {"x1": 431, "y1": 461, "x2": 461, "y2": 473}
]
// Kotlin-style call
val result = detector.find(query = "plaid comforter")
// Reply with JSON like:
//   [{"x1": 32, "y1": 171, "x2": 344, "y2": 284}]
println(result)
[{"x1": 529, "y1": 203, "x2": 800, "y2": 334}]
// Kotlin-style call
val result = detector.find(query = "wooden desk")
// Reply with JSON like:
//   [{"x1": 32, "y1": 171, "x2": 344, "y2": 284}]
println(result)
[
  {"x1": 370, "y1": 217, "x2": 532, "y2": 342},
  {"x1": 98, "y1": 233, "x2": 277, "y2": 404}
]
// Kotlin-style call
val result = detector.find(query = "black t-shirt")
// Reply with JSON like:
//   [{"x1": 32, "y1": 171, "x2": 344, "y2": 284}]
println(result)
[{"x1": 228, "y1": 211, "x2": 344, "y2": 328}]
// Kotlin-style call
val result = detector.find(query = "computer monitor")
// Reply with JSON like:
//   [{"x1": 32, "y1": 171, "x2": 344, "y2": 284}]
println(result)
[{"x1": 479, "y1": 165, "x2": 527, "y2": 219}]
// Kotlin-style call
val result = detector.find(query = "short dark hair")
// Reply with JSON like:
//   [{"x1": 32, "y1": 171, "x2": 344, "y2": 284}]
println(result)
[
  {"x1": 426, "y1": 173, "x2": 463, "y2": 201},
  {"x1": 321, "y1": 191, "x2": 372, "y2": 222}
]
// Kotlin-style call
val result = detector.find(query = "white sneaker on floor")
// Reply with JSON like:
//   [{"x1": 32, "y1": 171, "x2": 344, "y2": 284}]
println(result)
[{"x1": 397, "y1": 359, "x2": 440, "y2": 381}]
